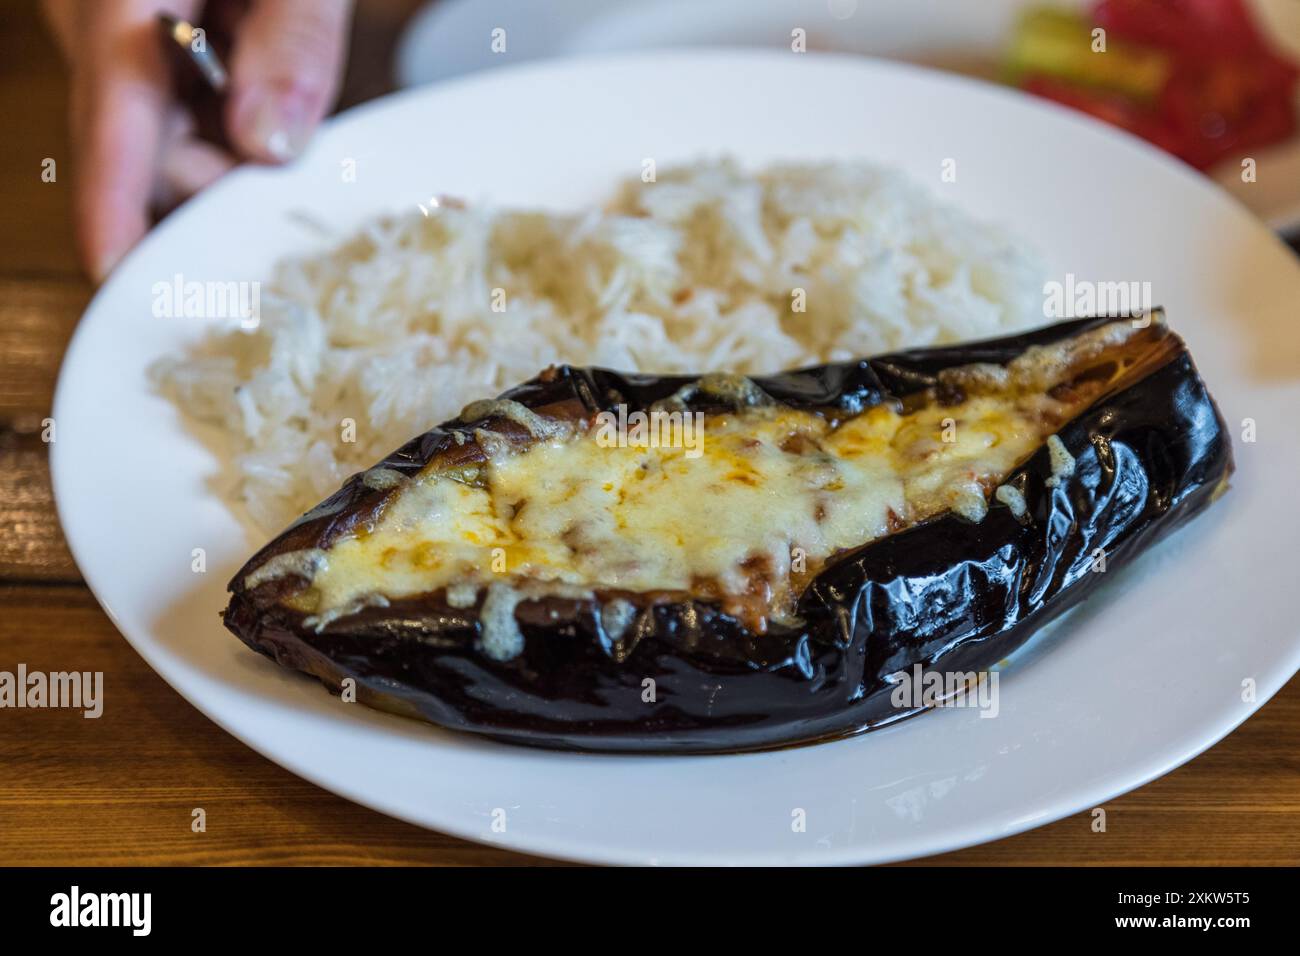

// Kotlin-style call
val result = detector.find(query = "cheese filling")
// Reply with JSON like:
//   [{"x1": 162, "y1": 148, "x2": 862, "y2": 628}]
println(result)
[
  {"x1": 276, "y1": 321, "x2": 1155, "y2": 636},
  {"x1": 291, "y1": 391, "x2": 1069, "y2": 629}
]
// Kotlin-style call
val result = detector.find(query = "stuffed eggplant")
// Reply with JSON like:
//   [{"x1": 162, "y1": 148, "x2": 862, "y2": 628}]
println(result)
[{"x1": 224, "y1": 312, "x2": 1232, "y2": 753}]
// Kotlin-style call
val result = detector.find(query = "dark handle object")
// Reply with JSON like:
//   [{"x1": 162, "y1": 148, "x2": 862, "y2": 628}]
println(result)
[{"x1": 156, "y1": 14, "x2": 231, "y2": 154}]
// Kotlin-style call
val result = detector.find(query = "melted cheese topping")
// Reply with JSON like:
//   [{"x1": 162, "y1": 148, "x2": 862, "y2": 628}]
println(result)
[
  {"x1": 291, "y1": 389, "x2": 1067, "y2": 632},
  {"x1": 250, "y1": 320, "x2": 1165, "y2": 655}
]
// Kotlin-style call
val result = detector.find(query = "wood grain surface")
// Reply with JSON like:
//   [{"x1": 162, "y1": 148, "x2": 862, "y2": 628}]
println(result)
[{"x1": 1, "y1": 0, "x2": 1297, "y2": 867}]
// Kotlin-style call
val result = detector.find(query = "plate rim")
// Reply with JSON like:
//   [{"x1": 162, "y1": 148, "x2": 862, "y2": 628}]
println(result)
[{"x1": 51, "y1": 47, "x2": 1300, "y2": 866}]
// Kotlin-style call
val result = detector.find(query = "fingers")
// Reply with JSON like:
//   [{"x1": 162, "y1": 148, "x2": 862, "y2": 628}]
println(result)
[
  {"x1": 154, "y1": 108, "x2": 238, "y2": 212},
  {"x1": 48, "y1": 0, "x2": 199, "y2": 281},
  {"x1": 157, "y1": 138, "x2": 238, "y2": 209},
  {"x1": 46, "y1": 0, "x2": 351, "y2": 281},
  {"x1": 225, "y1": 0, "x2": 353, "y2": 162},
  {"x1": 69, "y1": 25, "x2": 171, "y2": 280}
]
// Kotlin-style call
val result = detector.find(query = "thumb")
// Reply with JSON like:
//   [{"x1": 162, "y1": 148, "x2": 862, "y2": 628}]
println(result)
[{"x1": 225, "y1": 0, "x2": 353, "y2": 162}]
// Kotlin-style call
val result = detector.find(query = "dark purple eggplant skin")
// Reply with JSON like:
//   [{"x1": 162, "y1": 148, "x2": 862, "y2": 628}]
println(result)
[{"x1": 223, "y1": 314, "x2": 1234, "y2": 753}]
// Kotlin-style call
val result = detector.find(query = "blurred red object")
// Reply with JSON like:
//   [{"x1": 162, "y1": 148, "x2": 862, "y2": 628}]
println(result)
[{"x1": 1017, "y1": 0, "x2": 1298, "y2": 169}]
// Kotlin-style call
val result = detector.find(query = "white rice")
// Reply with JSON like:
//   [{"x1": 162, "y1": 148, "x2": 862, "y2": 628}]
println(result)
[{"x1": 151, "y1": 159, "x2": 1045, "y2": 532}]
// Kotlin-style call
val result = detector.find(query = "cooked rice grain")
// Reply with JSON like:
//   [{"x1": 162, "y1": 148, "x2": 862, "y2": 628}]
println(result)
[{"x1": 151, "y1": 160, "x2": 1044, "y2": 532}]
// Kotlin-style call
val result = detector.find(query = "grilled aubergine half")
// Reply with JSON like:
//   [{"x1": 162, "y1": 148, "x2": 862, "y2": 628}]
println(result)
[{"x1": 224, "y1": 312, "x2": 1233, "y2": 753}]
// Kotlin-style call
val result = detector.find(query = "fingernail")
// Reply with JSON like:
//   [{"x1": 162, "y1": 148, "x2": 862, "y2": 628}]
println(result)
[{"x1": 244, "y1": 91, "x2": 312, "y2": 162}]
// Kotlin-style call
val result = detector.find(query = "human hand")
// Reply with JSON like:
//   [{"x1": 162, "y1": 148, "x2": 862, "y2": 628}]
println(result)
[{"x1": 43, "y1": 0, "x2": 354, "y2": 281}]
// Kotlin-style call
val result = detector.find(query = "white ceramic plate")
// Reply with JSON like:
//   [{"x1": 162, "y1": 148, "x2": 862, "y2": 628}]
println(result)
[
  {"x1": 53, "y1": 51, "x2": 1300, "y2": 865},
  {"x1": 397, "y1": 0, "x2": 1300, "y2": 233}
]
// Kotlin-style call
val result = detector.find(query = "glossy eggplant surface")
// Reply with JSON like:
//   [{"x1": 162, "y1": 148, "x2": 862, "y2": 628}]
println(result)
[{"x1": 224, "y1": 313, "x2": 1233, "y2": 752}]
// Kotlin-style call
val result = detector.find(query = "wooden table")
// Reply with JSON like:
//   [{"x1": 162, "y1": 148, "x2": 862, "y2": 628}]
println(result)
[{"x1": 2, "y1": 0, "x2": 1297, "y2": 867}]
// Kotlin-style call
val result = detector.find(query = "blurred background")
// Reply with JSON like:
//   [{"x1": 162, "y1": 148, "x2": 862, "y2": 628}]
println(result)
[
  {"x1": 391, "y1": 0, "x2": 1300, "y2": 233},
  {"x1": 4, "y1": 0, "x2": 1299, "y2": 278}
]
